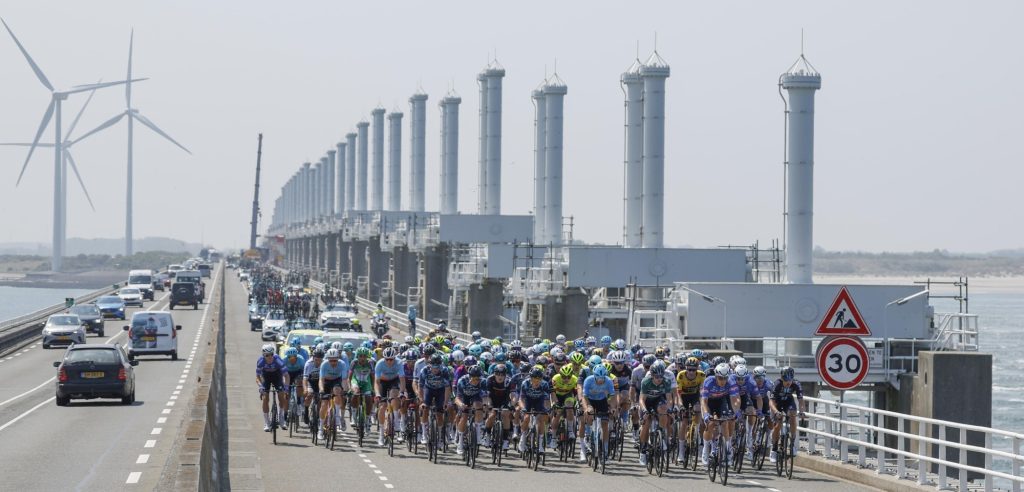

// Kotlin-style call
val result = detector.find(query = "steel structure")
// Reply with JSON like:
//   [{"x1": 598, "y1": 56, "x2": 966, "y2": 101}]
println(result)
[
  {"x1": 531, "y1": 84, "x2": 546, "y2": 243},
  {"x1": 640, "y1": 51, "x2": 670, "y2": 249},
  {"x1": 781, "y1": 54, "x2": 822, "y2": 284},
  {"x1": 621, "y1": 59, "x2": 644, "y2": 248},
  {"x1": 543, "y1": 75, "x2": 567, "y2": 246},
  {"x1": 345, "y1": 132, "x2": 357, "y2": 212}
]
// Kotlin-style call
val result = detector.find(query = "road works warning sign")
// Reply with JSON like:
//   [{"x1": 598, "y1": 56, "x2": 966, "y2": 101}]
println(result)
[{"x1": 814, "y1": 286, "x2": 872, "y2": 336}]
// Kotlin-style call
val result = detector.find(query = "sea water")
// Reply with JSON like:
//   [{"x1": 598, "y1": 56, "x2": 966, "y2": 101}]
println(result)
[{"x1": 0, "y1": 285, "x2": 96, "y2": 322}]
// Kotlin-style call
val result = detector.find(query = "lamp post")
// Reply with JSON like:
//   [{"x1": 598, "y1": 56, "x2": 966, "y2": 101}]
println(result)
[
  {"x1": 883, "y1": 289, "x2": 929, "y2": 375},
  {"x1": 679, "y1": 285, "x2": 728, "y2": 348}
]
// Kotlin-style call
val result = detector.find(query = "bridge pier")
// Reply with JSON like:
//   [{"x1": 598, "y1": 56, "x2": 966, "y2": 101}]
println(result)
[
  {"x1": 540, "y1": 291, "x2": 589, "y2": 341},
  {"x1": 367, "y1": 237, "x2": 391, "y2": 303},
  {"x1": 421, "y1": 244, "x2": 451, "y2": 323},
  {"x1": 326, "y1": 233, "x2": 337, "y2": 286},
  {"x1": 468, "y1": 279, "x2": 504, "y2": 338},
  {"x1": 390, "y1": 247, "x2": 419, "y2": 311},
  {"x1": 337, "y1": 238, "x2": 350, "y2": 284},
  {"x1": 350, "y1": 240, "x2": 368, "y2": 295}
]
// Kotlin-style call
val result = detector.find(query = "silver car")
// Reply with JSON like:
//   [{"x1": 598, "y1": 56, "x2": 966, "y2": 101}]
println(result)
[
  {"x1": 118, "y1": 287, "x2": 144, "y2": 307},
  {"x1": 42, "y1": 314, "x2": 87, "y2": 349}
]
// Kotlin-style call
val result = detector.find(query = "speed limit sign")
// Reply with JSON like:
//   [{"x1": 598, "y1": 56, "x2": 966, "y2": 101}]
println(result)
[{"x1": 815, "y1": 336, "x2": 869, "y2": 390}]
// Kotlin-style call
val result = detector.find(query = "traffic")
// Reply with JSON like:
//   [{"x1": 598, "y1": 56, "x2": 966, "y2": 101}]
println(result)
[{"x1": 243, "y1": 265, "x2": 809, "y2": 484}]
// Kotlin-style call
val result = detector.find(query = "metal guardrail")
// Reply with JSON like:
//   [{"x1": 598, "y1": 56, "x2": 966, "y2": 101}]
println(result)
[
  {"x1": 0, "y1": 284, "x2": 118, "y2": 353},
  {"x1": 803, "y1": 395, "x2": 1024, "y2": 492}
]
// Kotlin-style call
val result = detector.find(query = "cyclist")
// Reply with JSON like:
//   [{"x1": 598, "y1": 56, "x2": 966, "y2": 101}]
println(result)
[
  {"x1": 733, "y1": 364, "x2": 763, "y2": 459},
  {"x1": 769, "y1": 366, "x2": 804, "y2": 463},
  {"x1": 629, "y1": 354, "x2": 656, "y2": 440},
  {"x1": 484, "y1": 363, "x2": 514, "y2": 450},
  {"x1": 550, "y1": 364, "x2": 579, "y2": 450},
  {"x1": 608, "y1": 350, "x2": 633, "y2": 433},
  {"x1": 282, "y1": 347, "x2": 306, "y2": 425},
  {"x1": 454, "y1": 365, "x2": 488, "y2": 454},
  {"x1": 676, "y1": 356, "x2": 706, "y2": 461},
  {"x1": 517, "y1": 367, "x2": 552, "y2": 453},
  {"x1": 580, "y1": 363, "x2": 615, "y2": 462},
  {"x1": 349, "y1": 347, "x2": 375, "y2": 430},
  {"x1": 302, "y1": 347, "x2": 325, "y2": 425},
  {"x1": 637, "y1": 361, "x2": 673, "y2": 466},
  {"x1": 290, "y1": 337, "x2": 309, "y2": 361},
  {"x1": 257, "y1": 344, "x2": 289, "y2": 432},
  {"x1": 374, "y1": 346, "x2": 406, "y2": 446},
  {"x1": 318, "y1": 348, "x2": 350, "y2": 439},
  {"x1": 700, "y1": 362, "x2": 741, "y2": 466},
  {"x1": 417, "y1": 353, "x2": 454, "y2": 445}
]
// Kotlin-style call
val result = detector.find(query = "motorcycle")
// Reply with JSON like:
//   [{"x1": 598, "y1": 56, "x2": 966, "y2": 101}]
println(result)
[{"x1": 372, "y1": 314, "x2": 389, "y2": 339}]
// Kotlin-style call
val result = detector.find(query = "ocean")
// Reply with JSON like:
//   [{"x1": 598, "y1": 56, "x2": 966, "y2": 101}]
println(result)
[{"x1": 0, "y1": 285, "x2": 97, "y2": 322}]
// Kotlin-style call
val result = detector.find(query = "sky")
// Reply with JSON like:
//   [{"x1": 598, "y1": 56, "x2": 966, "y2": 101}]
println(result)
[{"x1": 1, "y1": 1, "x2": 1021, "y2": 254}]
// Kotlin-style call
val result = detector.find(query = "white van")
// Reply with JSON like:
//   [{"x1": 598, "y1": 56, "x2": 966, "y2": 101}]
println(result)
[
  {"x1": 127, "y1": 269, "x2": 156, "y2": 300},
  {"x1": 123, "y1": 311, "x2": 182, "y2": 360}
]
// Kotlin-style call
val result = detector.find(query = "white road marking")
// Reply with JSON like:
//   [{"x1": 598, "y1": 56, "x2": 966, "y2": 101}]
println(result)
[
  {"x1": 136, "y1": 454, "x2": 150, "y2": 464},
  {"x1": 368, "y1": 464, "x2": 377, "y2": 468},
  {"x1": 378, "y1": 476, "x2": 388, "y2": 481},
  {"x1": 166, "y1": 401, "x2": 174, "y2": 406},
  {"x1": 175, "y1": 385, "x2": 183, "y2": 390},
  {"x1": 384, "y1": 485, "x2": 394, "y2": 489},
  {"x1": 162, "y1": 409, "x2": 171, "y2": 414},
  {"x1": 0, "y1": 377, "x2": 55, "y2": 408},
  {"x1": 126, "y1": 472, "x2": 141, "y2": 484},
  {"x1": 144, "y1": 440, "x2": 156, "y2": 448},
  {"x1": 768, "y1": 489, "x2": 781, "y2": 492},
  {"x1": 374, "y1": 470, "x2": 382, "y2": 474},
  {"x1": 0, "y1": 397, "x2": 55, "y2": 433},
  {"x1": 157, "y1": 417, "x2": 167, "y2": 424},
  {"x1": 748, "y1": 480, "x2": 763, "y2": 486},
  {"x1": 170, "y1": 395, "x2": 178, "y2": 400},
  {"x1": 151, "y1": 427, "x2": 162, "y2": 435},
  {"x1": 14, "y1": 353, "x2": 22, "y2": 357},
  {"x1": 172, "y1": 390, "x2": 180, "y2": 395}
]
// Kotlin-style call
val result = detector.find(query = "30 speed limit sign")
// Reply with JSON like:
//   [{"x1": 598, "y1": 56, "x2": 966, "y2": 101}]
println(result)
[{"x1": 815, "y1": 336, "x2": 869, "y2": 390}]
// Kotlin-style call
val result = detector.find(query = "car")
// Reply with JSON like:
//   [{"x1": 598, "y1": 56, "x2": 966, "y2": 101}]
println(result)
[
  {"x1": 42, "y1": 314, "x2": 87, "y2": 349},
  {"x1": 68, "y1": 304, "x2": 104, "y2": 336},
  {"x1": 175, "y1": 270, "x2": 205, "y2": 301},
  {"x1": 279, "y1": 328, "x2": 325, "y2": 357},
  {"x1": 123, "y1": 311, "x2": 182, "y2": 360},
  {"x1": 249, "y1": 302, "x2": 269, "y2": 331},
  {"x1": 95, "y1": 295, "x2": 127, "y2": 320},
  {"x1": 260, "y1": 310, "x2": 288, "y2": 341},
  {"x1": 54, "y1": 343, "x2": 138, "y2": 406},
  {"x1": 127, "y1": 269, "x2": 156, "y2": 301},
  {"x1": 167, "y1": 264, "x2": 184, "y2": 274},
  {"x1": 320, "y1": 316, "x2": 352, "y2": 331},
  {"x1": 154, "y1": 272, "x2": 168, "y2": 291},
  {"x1": 118, "y1": 287, "x2": 144, "y2": 307},
  {"x1": 319, "y1": 303, "x2": 358, "y2": 324},
  {"x1": 169, "y1": 281, "x2": 199, "y2": 310},
  {"x1": 197, "y1": 263, "x2": 212, "y2": 278},
  {"x1": 322, "y1": 329, "x2": 372, "y2": 352}
]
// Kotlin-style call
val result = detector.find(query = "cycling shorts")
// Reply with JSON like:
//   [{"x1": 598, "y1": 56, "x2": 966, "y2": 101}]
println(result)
[
  {"x1": 458, "y1": 392, "x2": 483, "y2": 405},
  {"x1": 643, "y1": 396, "x2": 667, "y2": 412},
  {"x1": 378, "y1": 378, "x2": 400, "y2": 396},
  {"x1": 554, "y1": 392, "x2": 576, "y2": 408},
  {"x1": 522, "y1": 397, "x2": 547, "y2": 414},
  {"x1": 705, "y1": 396, "x2": 734, "y2": 418},
  {"x1": 773, "y1": 397, "x2": 799, "y2": 414},
  {"x1": 321, "y1": 377, "x2": 344, "y2": 395},
  {"x1": 739, "y1": 394, "x2": 758, "y2": 412},
  {"x1": 423, "y1": 388, "x2": 446, "y2": 411},
  {"x1": 586, "y1": 398, "x2": 609, "y2": 416},
  {"x1": 352, "y1": 380, "x2": 373, "y2": 395},
  {"x1": 260, "y1": 372, "x2": 284, "y2": 392},
  {"x1": 288, "y1": 370, "x2": 303, "y2": 387}
]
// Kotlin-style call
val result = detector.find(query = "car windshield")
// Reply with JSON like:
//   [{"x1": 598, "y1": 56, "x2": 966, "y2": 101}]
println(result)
[
  {"x1": 128, "y1": 275, "x2": 151, "y2": 284},
  {"x1": 325, "y1": 304, "x2": 355, "y2": 312},
  {"x1": 198, "y1": 265, "x2": 210, "y2": 270},
  {"x1": 65, "y1": 348, "x2": 119, "y2": 365},
  {"x1": 97, "y1": 296, "x2": 122, "y2": 304},
  {"x1": 266, "y1": 310, "x2": 285, "y2": 320},
  {"x1": 287, "y1": 333, "x2": 321, "y2": 346},
  {"x1": 70, "y1": 305, "x2": 100, "y2": 316},
  {"x1": 120, "y1": 288, "x2": 140, "y2": 295},
  {"x1": 50, "y1": 315, "x2": 79, "y2": 325}
]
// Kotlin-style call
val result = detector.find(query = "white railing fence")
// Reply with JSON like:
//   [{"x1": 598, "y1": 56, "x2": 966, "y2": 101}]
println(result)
[{"x1": 804, "y1": 396, "x2": 1023, "y2": 492}]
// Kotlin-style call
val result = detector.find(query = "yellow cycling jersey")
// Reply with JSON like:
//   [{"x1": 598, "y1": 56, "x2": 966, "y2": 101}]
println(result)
[
  {"x1": 551, "y1": 374, "x2": 578, "y2": 396},
  {"x1": 676, "y1": 369, "x2": 706, "y2": 396}
]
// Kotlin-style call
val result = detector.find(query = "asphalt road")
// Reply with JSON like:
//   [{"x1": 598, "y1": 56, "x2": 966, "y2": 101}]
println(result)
[
  {"x1": 0, "y1": 265, "x2": 222, "y2": 491},
  {"x1": 223, "y1": 275, "x2": 872, "y2": 492}
]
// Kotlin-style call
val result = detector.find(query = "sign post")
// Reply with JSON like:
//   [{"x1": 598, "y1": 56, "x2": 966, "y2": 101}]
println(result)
[{"x1": 64, "y1": 297, "x2": 74, "y2": 308}]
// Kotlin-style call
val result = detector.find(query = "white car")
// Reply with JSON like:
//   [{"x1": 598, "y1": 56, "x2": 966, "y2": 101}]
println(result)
[
  {"x1": 124, "y1": 311, "x2": 181, "y2": 360},
  {"x1": 118, "y1": 287, "x2": 144, "y2": 307},
  {"x1": 320, "y1": 303, "x2": 357, "y2": 324}
]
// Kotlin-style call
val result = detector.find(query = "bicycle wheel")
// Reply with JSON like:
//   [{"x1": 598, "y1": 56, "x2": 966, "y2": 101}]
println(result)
[
  {"x1": 356, "y1": 403, "x2": 365, "y2": 448},
  {"x1": 734, "y1": 426, "x2": 745, "y2": 474},
  {"x1": 468, "y1": 422, "x2": 477, "y2": 469},
  {"x1": 719, "y1": 435, "x2": 729, "y2": 485},
  {"x1": 387, "y1": 412, "x2": 395, "y2": 457},
  {"x1": 310, "y1": 405, "x2": 320, "y2": 446},
  {"x1": 708, "y1": 445, "x2": 718, "y2": 482},
  {"x1": 532, "y1": 430, "x2": 542, "y2": 471},
  {"x1": 428, "y1": 416, "x2": 437, "y2": 463},
  {"x1": 654, "y1": 430, "x2": 665, "y2": 477},
  {"x1": 329, "y1": 411, "x2": 337, "y2": 451},
  {"x1": 785, "y1": 434, "x2": 795, "y2": 479},
  {"x1": 775, "y1": 436, "x2": 786, "y2": 477},
  {"x1": 271, "y1": 399, "x2": 278, "y2": 445},
  {"x1": 492, "y1": 420, "x2": 502, "y2": 465}
]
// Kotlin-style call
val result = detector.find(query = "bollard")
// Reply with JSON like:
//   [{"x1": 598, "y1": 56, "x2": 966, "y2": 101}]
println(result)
[
  {"x1": 898, "y1": 417, "x2": 906, "y2": 479},
  {"x1": 840, "y1": 405, "x2": 848, "y2": 462},
  {"x1": 859, "y1": 410, "x2": 867, "y2": 468}
]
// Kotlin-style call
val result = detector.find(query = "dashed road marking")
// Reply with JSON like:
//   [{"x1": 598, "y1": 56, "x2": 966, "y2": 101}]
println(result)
[
  {"x1": 151, "y1": 427, "x2": 162, "y2": 435},
  {"x1": 125, "y1": 472, "x2": 141, "y2": 484},
  {"x1": 166, "y1": 401, "x2": 175, "y2": 406},
  {"x1": 175, "y1": 385, "x2": 183, "y2": 390},
  {"x1": 136, "y1": 454, "x2": 150, "y2": 464},
  {"x1": 748, "y1": 480, "x2": 763, "y2": 486},
  {"x1": 157, "y1": 417, "x2": 167, "y2": 424},
  {"x1": 169, "y1": 395, "x2": 178, "y2": 400},
  {"x1": 162, "y1": 409, "x2": 171, "y2": 414},
  {"x1": 144, "y1": 440, "x2": 156, "y2": 448},
  {"x1": 768, "y1": 489, "x2": 781, "y2": 492}
]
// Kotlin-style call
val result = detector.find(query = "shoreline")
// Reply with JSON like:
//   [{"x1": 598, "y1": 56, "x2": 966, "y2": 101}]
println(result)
[{"x1": 815, "y1": 275, "x2": 1024, "y2": 294}]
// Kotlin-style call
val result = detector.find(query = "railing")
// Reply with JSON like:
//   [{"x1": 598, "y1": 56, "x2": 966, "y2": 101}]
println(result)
[
  {"x1": 932, "y1": 313, "x2": 980, "y2": 351},
  {"x1": 804, "y1": 395, "x2": 1024, "y2": 492},
  {"x1": 0, "y1": 284, "x2": 119, "y2": 353}
]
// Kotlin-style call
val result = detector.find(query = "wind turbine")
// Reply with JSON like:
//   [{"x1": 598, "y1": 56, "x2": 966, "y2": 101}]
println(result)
[
  {"x1": 76, "y1": 30, "x2": 191, "y2": 256},
  {"x1": 2, "y1": 17, "x2": 145, "y2": 271}
]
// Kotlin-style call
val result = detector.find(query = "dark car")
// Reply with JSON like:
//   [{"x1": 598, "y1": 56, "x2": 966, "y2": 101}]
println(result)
[
  {"x1": 169, "y1": 281, "x2": 198, "y2": 310},
  {"x1": 197, "y1": 263, "x2": 212, "y2": 278},
  {"x1": 95, "y1": 295, "x2": 127, "y2": 320},
  {"x1": 69, "y1": 304, "x2": 104, "y2": 336},
  {"x1": 54, "y1": 343, "x2": 137, "y2": 405}
]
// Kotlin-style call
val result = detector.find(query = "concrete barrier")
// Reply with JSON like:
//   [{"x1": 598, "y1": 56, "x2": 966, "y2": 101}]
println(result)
[{"x1": 199, "y1": 267, "x2": 230, "y2": 491}]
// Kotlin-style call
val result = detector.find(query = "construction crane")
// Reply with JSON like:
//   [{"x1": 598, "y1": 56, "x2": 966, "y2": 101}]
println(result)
[{"x1": 249, "y1": 133, "x2": 263, "y2": 250}]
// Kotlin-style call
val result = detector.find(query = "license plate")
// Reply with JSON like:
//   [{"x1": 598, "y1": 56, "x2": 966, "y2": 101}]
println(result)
[
  {"x1": 142, "y1": 336, "x2": 156, "y2": 341},
  {"x1": 57, "y1": 336, "x2": 71, "y2": 340},
  {"x1": 81, "y1": 372, "x2": 104, "y2": 379}
]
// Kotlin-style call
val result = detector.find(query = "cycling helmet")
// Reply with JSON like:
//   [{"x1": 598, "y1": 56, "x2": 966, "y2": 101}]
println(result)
[
  {"x1": 586, "y1": 336, "x2": 597, "y2": 346},
  {"x1": 691, "y1": 348, "x2": 706, "y2": 360},
  {"x1": 463, "y1": 356, "x2": 477, "y2": 368},
  {"x1": 654, "y1": 347, "x2": 666, "y2": 358},
  {"x1": 642, "y1": 354, "x2": 657, "y2": 367},
  {"x1": 635, "y1": 348, "x2": 647, "y2": 359},
  {"x1": 753, "y1": 366, "x2": 768, "y2": 378},
  {"x1": 550, "y1": 347, "x2": 564, "y2": 358},
  {"x1": 471, "y1": 331, "x2": 481, "y2": 341},
  {"x1": 781, "y1": 366, "x2": 795, "y2": 381},
  {"x1": 313, "y1": 337, "x2": 323, "y2": 345},
  {"x1": 326, "y1": 348, "x2": 340, "y2": 359},
  {"x1": 361, "y1": 340, "x2": 373, "y2": 350},
  {"x1": 355, "y1": 347, "x2": 370, "y2": 357},
  {"x1": 452, "y1": 343, "x2": 464, "y2": 353},
  {"x1": 313, "y1": 348, "x2": 326, "y2": 358},
  {"x1": 570, "y1": 352, "x2": 585, "y2": 364},
  {"x1": 543, "y1": 339, "x2": 552, "y2": 345},
  {"x1": 404, "y1": 335, "x2": 414, "y2": 343},
  {"x1": 342, "y1": 342, "x2": 354, "y2": 351},
  {"x1": 615, "y1": 339, "x2": 626, "y2": 350},
  {"x1": 413, "y1": 336, "x2": 422, "y2": 344},
  {"x1": 493, "y1": 363, "x2": 508, "y2": 374},
  {"x1": 429, "y1": 354, "x2": 443, "y2": 366},
  {"x1": 451, "y1": 350, "x2": 465, "y2": 363},
  {"x1": 468, "y1": 365, "x2": 483, "y2": 378},
  {"x1": 480, "y1": 352, "x2": 494, "y2": 362},
  {"x1": 559, "y1": 365, "x2": 575, "y2": 378},
  {"x1": 529, "y1": 367, "x2": 545, "y2": 379},
  {"x1": 608, "y1": 351, "x2": 627, "y2": 363},
  {"x1": 536, "y1": 355, "x2": 550, "y2": 367},
  {"x1": 630, "y1": 343, "x2": 642, "y2": 354},
  {"x1": 714, "y1": 363, "x2": 730, "y2": 378},
  {"x1": 290, "y1": 338, "x2": 301, "y2": 347},
  {"x1": 591, "y1": 348, "x2": 604, "y2": 358},
  {"x1": 593, "y1": 365, "x2": 609, "y2": 378},
  {"x1": 315, "y1": 343, "x2": 326, "y2": 352},
  {"x1": 539, "y1": 342, "x2": 550, "y2": 353},
  {"x1": 510, "y1": 340, "x2": 523, "y2": 349},
  {"x1": 261, "y1": 344, "x2": 275, "y2": 355},
  {"x1": 382, "y1": 347, "x2": 398, "y2": 359},
  {"x1": 331, "y1": 341, "x2": 343, "y2": 351},
  {"x1": 440, "y1": 354, "x2": 451, "y2": 365},
  {"x1": 734, "y1": 364, "x2": 749, "y2": 379},
  {"x1": 422, "y1": 345, "x2": 436, "y2": 357},
  {"x1": 600, "y1": 335, "x2": 612, "y2": 346},
  {"x1": 710, "y1": 356, "x2": 727, "y2": 368},
  {"x1": 574, "y1": 339, "x2": 585, "y2": 350},
  {"x1": 468, "y1": 344, "x2": 483, "y2": 357},
  {"x1": 285, "y1": 347, "x2": 298, "y2": 357},
  {"x1": 494, "y1": 351, "x2": 507, "y2": 363},
  {"x1": 650, "y1": 363, "x2": 666, "y2": 377},
  {"x1": 552, "y1": 352, "x2": 567, "y2": 364},
  {"x1": 398, "y1": 343, "x2": 409, "y2": 353},
  {"x1": 519, "y1": 362, "x2": 533, "y2": 373},
  {"x1": 494, "y1": 336, "x2": 503, "y2": 345},
  {"x1": 380, "y1": 339, "x2": 393, "y2": 348},
  {"x1": 588, "y1": 355, "x2": 603, "y2": 367},
  {"x1": 685, "y1": 357, "x2": 700, "y2": 369},
  {"x1": 404, "y1": 350, "x2": 418, "y2": 361},
  {"x1": 555, "y1": 334, "x2": 566, "y2": 344}
]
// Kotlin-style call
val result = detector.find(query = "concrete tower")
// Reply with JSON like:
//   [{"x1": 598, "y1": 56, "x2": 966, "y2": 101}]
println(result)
[
  {"x1": 301, "y1": 162, "x2": 312, "y2": 222},
  {"x1": 781, "y1": 54, "x2": 822, "y2": 284},
  {"x1": 335, "y1": 142, "x2": 346, "y2": 215},
  {"x1": 326, "y1": 149, "x2": 337, "y2": 216},
  {"x1": 371, "y1": 108, "x2": 386, "y2": 210},
  {"x1": 440, "y1": 92, "x2": 462, "y2": 215},
  {"x1": 531, "y1": 84, "x2": 547, "y2": 243},
  {"x1": 543, "y1": 75, "x2": 567, "y2": 246},
  {"x1": 387, "y1": 111, "x2": 403, "y2": 211},
  {"x1": 409, "y1": 92, "x2": 428, "y2": 212},
  {"x1": 640, "y1": 52, "x2": 669, "y2": 248},
  {"x1": 345, "y1": 132, "x2": 357, "y2": 212},
  {"x1": 477, "y1": 71, "x2": 488, "y2": 213},
  {"x1": 621, "y1": 59, "x2": 644, "y2": 248},
  {"x1": 483, "y1": 62, "x2": 506, "y2": 215},
  {"x1": 356, "y1": 121, "x2": 369, "y2": 210}
]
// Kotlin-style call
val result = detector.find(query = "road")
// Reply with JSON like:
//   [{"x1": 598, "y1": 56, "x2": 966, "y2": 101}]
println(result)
[
  {"x1": 222, "y1": 274, "x2": 872, "y2": 492},
  {"x1": 0, "y1": 265, "x2": 222, "y2": 491}
]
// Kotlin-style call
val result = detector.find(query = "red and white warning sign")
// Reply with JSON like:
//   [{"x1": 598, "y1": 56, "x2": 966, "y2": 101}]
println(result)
[
  {"x1": 816, "y1": 336, "x2": 870, "y2": 390},
  {"x1": 815, "y1": 286, "x2": 871, "y2": 336}
]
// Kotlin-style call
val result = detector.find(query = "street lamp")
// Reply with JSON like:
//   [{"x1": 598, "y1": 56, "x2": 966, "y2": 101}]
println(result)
[
  {"x1": 883, "y1": 289, "x2": 928, "y2": 375},
  {"x1": 678, "y1": 285, "x2": 728, "y2": 347}
]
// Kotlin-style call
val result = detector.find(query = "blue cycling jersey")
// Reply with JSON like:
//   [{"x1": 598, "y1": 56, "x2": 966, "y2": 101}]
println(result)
[
  {"x1": 455, "y1": 374, "x2": 487, "y2": 400},
  {"x1": 518, "y1": 379, "x2": 551, "y2": 401},
  {"x1": 700, "y1": 376, "x2": 739, "y2": 400},
  {"x1": 319, "y1": 359, "x2": 349, "y2": 380},
  {"x1": 303, "y1": 358, "x2": 322, "y2": 379},
  {"x1": 582, "y1": 375, "x2": 616, "y2": 400},
  {"x1": 731, "y1": 375, "x2": 759, "y2": 397},
  {"x1": 375, "y1": 358, "x2": 404, "y2": 380},
  {"x1": 418, "y1": 365, "x2": 453, "y2": 391},
  {"x1": 283, "y1": 355, "x2": 305, "y2": 373},
  {"x1": 256, "y1": 355, "x2": 285, "y2": 377},
  {"x1": 754, "y1": 379, "x2": 774, "y2": 398}
]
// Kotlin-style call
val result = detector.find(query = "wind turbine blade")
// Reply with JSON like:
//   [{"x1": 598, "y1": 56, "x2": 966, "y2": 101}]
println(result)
[
  {"x1": 66, "y1": 79, "x2": 101, "y2": 140},
  {"x1": 71, "y1": 111, "x2": 127, "y2": 146},
  {"x1": 64, "y1": 150, "x2": 95, "y2": 212},
  {"x1": 1, "y1": 17, "x2": 54, "y2": 92},
  {"x1": 133, "y1": 112, "x2": 191, "y2": 154},
  {"x1": 16, "y1": 99, "x2": 55, "y2": 186},
  {"x1": 65, "y1": 78, "x2": 147, "y2": 95},
  {"x1": 126, "y1": 29, "x2": 133, "y2": 107}
]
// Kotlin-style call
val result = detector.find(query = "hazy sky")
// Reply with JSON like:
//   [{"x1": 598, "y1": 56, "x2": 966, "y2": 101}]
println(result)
[{"x1": 1, "y1": 1, "x2": 1021, "y2": 253}]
